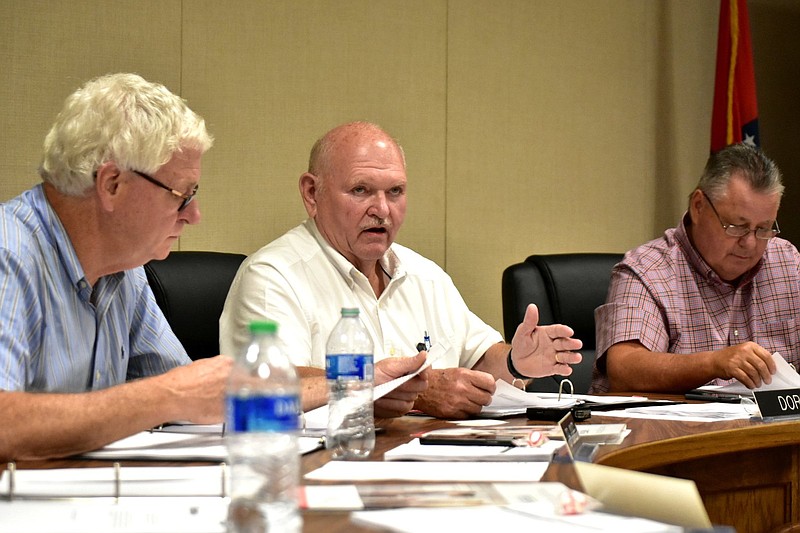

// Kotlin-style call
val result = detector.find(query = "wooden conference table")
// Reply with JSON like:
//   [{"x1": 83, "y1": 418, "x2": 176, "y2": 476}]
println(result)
[{"x1": 10, "y1": 400, "x2": 800, "y2": 533}]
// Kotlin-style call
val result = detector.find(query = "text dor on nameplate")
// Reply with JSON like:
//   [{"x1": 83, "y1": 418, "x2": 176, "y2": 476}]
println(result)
[{"x1": 754, "y1": 388, "x2": 800, "y2": 420}]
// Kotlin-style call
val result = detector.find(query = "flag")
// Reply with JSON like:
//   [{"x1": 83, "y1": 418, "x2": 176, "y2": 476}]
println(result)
[{"x1": 710, "y1": 0, "x2": 759, "y2": 153}]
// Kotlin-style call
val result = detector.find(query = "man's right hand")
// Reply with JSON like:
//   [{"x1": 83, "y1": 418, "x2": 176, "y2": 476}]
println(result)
[
  {"x1": 158, "y1": 355, "x2": 233, "y2": 423},
  {"x1": 712, "y1": 341, "x2": 776, "y2": 389},
  {"x1": 374, "y1": 352, "x2": 428, "y2": 418},
  {"x1": 412, "y1": 367, "x2": 496, "y2": 419}
]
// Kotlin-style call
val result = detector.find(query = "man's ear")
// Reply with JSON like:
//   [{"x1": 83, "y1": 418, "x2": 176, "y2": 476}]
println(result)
[
  {"x1": 299, "y1": 172, "x2": 320, "y2": 217},
  {"x1": 95, "y1": 162, "x2": 123, "y2": 211},
  {"x1": 688, "y1": 189, "x2": 704, "y2": 225}
]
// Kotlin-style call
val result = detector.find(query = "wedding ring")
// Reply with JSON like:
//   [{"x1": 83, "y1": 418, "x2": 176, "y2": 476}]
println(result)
[{"x1": 555, "y1": 354, "x2": 561, "y2": 364}]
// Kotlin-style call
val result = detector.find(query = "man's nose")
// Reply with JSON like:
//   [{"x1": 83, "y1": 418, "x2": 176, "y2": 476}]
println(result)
[
  {"x1": 180, "y1": 199, "x2": 201, "y2": 225},
  {"x1": 368, "y1": 192, "x2": 389, "y2": 218}
]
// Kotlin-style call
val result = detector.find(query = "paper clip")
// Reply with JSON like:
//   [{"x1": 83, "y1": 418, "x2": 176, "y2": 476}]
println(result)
[{"x1": 558, "y1": 379, "x2": 574, "y2": 401}]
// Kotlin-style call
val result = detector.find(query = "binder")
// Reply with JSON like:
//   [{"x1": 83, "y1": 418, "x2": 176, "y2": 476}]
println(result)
[{"x1": 1, "y1": 463, "x2": 229, "y2": 500}]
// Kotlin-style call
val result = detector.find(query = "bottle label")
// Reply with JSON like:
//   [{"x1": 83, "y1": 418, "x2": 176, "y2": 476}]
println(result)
[
  {"x1": 325, "y1": 353, "x2": 374, "y2": 381},
  {"x1": 227, "y1": 394, "x2": 300, "y2": 432}
]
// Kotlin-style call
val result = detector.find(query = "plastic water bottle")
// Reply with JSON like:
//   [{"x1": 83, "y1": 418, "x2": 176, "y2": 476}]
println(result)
[
  {"x1": 326, "y1": 307, "x2": 375, "y2": 459},
  {"x1": 225, "y1": 320, "x2": 301, "y2": 533}
]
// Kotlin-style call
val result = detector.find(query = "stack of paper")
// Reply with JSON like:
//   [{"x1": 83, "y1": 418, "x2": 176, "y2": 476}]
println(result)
[
  {"x1": 305, "y1": 461, "x2": 550, "y2": 483},
  {"x1": 80, "y1": 430, "x2": 323, "y2": 461},
  {"x1": 383, "y1": 438, "x2": 564, "y2": 462}
]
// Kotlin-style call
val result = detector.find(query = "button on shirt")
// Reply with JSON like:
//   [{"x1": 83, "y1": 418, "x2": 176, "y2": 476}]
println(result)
[
  {"x1": 219, "y1": 219, "x2": 502, "y2": 369},
  {"x1": 0, "y1": 185, "x2": 189, "y2": 393},
  {"x1": 591, "y1": 214, "x2": 800, "y2": 393}
]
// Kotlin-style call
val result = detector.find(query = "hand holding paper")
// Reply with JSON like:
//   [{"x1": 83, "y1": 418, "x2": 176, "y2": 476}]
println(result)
[
  {"x1": 703, "y1": 352, "x2": 800, "y2": 395},
  {"x1": 304, "y1": 344, "x2": 441, "y2": 429}
]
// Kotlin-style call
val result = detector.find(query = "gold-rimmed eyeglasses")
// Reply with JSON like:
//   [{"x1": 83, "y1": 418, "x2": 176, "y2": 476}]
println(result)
[
  {"x1": 703, "y1": 192, "x2": 779, "y2": 240},
  {"x1": 131, "y1": 170, "x2": 198, "y2": 212}
]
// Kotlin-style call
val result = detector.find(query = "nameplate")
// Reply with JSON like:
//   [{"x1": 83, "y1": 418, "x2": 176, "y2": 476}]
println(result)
[{"x1": 754, "y1": 388, "x2": 800, "y2": 420}]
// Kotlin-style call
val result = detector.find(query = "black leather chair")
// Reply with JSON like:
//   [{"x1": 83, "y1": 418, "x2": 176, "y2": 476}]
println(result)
[
  {"x1": 144, "y1": 251, "x2": 246, "y2": 360},
  {"x1": 501, "y1": 253, "x2": 623, "y2": 393}
]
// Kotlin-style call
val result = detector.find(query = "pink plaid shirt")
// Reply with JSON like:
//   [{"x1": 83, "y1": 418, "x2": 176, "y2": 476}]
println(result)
[{"x1": 590, "y1": 215, "x2": 800, "y2": 393}]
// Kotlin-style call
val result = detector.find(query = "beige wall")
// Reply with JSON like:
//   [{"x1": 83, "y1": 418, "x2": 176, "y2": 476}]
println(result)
[{"x1": 0, "y1": 0, "x2": 721, "y2": 336}]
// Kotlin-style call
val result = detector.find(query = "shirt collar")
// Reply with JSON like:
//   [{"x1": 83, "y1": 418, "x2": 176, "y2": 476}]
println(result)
[
  {"x1": 33, "y1": 184, "x2": 88, "y2": 289},
  {"x1": 33, "y1": 184, "x2": 124, "y2": 298}
]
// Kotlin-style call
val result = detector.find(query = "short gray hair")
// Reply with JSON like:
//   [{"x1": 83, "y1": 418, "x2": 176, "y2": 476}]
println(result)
[
  {"x1": 697, "y1": 144, "x2": 784, "y2": 203},
  {"x1": 39, "y1": 73, "x2": 213, "y2": 196}
]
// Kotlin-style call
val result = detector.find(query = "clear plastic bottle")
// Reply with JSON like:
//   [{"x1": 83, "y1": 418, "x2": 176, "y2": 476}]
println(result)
[
  {"x1": 325, "y1": 307, "x2": 375, "y2": 459},
  {"x1": 225, "y1": 320, "x2": 301, "y2": 533}
]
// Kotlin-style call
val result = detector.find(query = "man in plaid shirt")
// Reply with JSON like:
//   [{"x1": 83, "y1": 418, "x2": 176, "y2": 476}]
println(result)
[{"x1": 591, "y1": 144, "x2": 799, "y2": 393}]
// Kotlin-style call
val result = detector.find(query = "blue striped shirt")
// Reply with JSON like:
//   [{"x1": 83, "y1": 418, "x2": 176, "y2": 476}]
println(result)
[{"x1": 0, "y1": 184, "x2": 190, "y2": 392}]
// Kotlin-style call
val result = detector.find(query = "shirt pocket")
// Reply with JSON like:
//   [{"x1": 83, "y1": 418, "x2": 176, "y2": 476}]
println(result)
[{"x1": 427, "y1": 332, "x2": 456, "y2": 369}]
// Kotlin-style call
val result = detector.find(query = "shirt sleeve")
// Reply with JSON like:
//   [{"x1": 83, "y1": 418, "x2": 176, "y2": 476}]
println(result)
[
  {"x1": 126, "y1": 268, "x2": 190, "y2": 380},
  {"x1": 220, "y1": 260, "x2": 314, "y2": 367},
  {"x1": 595, "y1": 264, "x2": 671, "y2": 364},
  {"x1": 432, "y1": 269, "x2": 503, "y2": 370},
  {"x1": 0, "y1": 247, "x2": 41, "y2": 391}
]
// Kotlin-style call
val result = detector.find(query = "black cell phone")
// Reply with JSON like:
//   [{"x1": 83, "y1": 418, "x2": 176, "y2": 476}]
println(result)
[
  {"x1": 526, "y1": 406, "x2": 592, "y2": 422},
  {"x1": 417, "y1": 426, "x2": 552, "y2": 446},
  {"x1": 684, "y1": 390, "x2": 744, "y2": 403},
  {"x1": 418, "y1": 434, "x2": 517, "y2": 446}
]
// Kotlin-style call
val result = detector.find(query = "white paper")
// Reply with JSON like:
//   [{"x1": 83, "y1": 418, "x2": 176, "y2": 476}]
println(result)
[
  {"x1": 383, "y1": 438, "x2": 564, "y2": 462},
  {"x1": 82, "y1": 432, "x2": 228, "y2": 461},
  {"x1": 598, "y1": 402, "x2": 753, "y2": 422},
  {"x1": 81, "y1": 432, "x2": 323, "y2": 461},
  {"x1": 305, "y1": 461, "x2": 549, "y2": 482},
  {"x1": 301, "y1": 485, "x2": 363, "y2": 510},
  {"x1": 0, "y1": 498, "x2": 227, "y2": 533},
  {"x1": 351, "y1": 505, "x2": 681, "y2": 533},
  {"x1": 482, "y1": 380, "x2": 578, "y2": 415},
  {"x1": 699, "y1": 351, "x2": 800, "y2": 395},
  {"x1": 304, "y1": 344, "x2": 444, "y2": 429}
]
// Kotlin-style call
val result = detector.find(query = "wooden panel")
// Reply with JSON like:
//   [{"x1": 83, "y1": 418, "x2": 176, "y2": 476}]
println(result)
[
  {"x1": 649, "y1": 447, "x2": 798, "y2": 533},
  {"x1": 595, "y1": 416, "x2": 800, "y2": 533}
]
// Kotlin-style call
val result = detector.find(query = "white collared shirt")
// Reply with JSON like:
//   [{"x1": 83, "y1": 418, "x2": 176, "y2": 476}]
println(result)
[{"x1": 220, "y1": 219, "x2": 502, "y2": 369}]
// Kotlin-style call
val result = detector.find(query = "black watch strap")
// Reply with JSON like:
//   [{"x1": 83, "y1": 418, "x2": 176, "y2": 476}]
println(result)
[{"x1": 506, "y1": 348, "x2": 533, "y2": 380}]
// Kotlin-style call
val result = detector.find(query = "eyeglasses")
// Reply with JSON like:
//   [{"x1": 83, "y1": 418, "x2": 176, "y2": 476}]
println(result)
[
  {"x1": 703, "y1": 192, "x2": 780, "y2": 240},
  {"x1": 131, "y1": 170, "x2": 198, "y2": 212}
]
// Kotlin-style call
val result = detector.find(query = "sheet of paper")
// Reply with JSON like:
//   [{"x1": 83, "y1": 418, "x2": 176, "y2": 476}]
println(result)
[
  {"x1": 383, "y1": 438, "x2": 564, "y2": 462},
  {"x1": 80, "y1": 432, "x2": 322, "y2": 461},
  {"x1": 304, "y1": 343, "x2": 444, "y2": 429},
  {"x1": 0, "y1": 498, "x2": 227, "y2": 533},
  {"x1": 82, "y1": 432, "x2": 228, "y2": 461},
  {"x1": 0, "y1": 465, "x2": 228, "y2": 498},
  {"x1": 699, "y1": 351, "x2": 800, "y2": 395},
  {"x1": 574, "y1": 462, "x2": 711, "y2": 528},
  {"x1": 305, "y1": 461, "x2": 549, "y2": 482},
  {"x1": 351, "y1": 505, "x2": 681, "y2": 533},
  {"x1": 303, "y1": 482, "x2": 582, "y2": 511},
  {"x1": 597, "y1": 402, "x2": 753, "y2": 422},
  {"x1": 482, "y1": 380, "x2": 579, "y2": 414}
]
